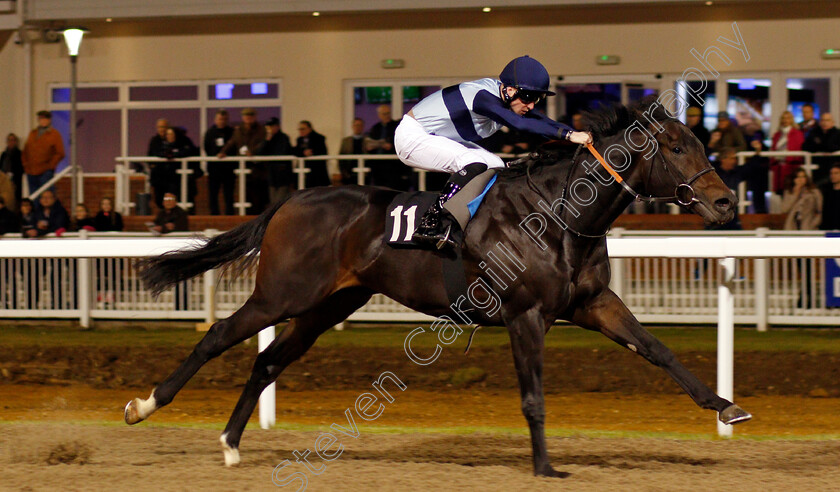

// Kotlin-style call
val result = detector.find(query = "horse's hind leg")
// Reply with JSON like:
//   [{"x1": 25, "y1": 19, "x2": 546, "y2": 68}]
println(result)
[
  {"x1": 572, "y1": 289, "x2": 751, "y2": 424},
  {"x1": 124, "y1": 294, "x2": 284, "y2": 425},
  {"x1": 220, "y1": 287, "x2": 373, "y2": 466}
]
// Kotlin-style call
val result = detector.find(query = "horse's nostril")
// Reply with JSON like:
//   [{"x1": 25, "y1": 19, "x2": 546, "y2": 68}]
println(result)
[{"x1": 715, "y1": 198, "x2": 732, "y2": 210}]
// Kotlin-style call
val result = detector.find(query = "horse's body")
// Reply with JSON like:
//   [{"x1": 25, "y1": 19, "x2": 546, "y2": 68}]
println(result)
[{"x1": 126, "y1": 99, "x2": 750, "y2": 477}]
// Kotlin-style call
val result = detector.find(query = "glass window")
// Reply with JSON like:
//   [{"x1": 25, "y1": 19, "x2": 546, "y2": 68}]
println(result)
[
  {"x1": 726, "y1": 78, "x2": 771, "y2": 138},
  {"x1": 130, "y1": 85, "x2": 198, "y2": 101},
  {"x1": 554, "y1": 83, "x2": 621, "y2": 124},
  {"x1": 677, "y1": 80, "x2": 717, "y2": 129},
  {"x1": 402, "y1": 85, "x2": 439, "y2": 114},
  {"x1": 786, "y1": 77, "x2": 829, "y2": 127},
  {"x1": 208, "y1": 83, "x2": 279, "y2": 100},
  {"x1": 52, "y1": 87, "x2": 119, "y2": 103}
]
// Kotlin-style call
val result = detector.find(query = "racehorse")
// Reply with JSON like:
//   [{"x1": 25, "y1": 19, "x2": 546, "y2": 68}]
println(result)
[{"x1": 125, "y1": 98, "x2": 751, "y2": 477}]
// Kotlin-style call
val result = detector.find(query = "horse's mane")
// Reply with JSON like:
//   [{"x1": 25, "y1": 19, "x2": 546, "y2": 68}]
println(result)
[{"x1": 496, "y1": 96, "x2": 676, "y2": 180}]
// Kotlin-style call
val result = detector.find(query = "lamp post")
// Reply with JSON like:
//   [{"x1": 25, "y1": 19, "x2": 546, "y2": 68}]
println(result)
[{"x1": 61, "y1": 27, "x2": 88, "y2": 209}]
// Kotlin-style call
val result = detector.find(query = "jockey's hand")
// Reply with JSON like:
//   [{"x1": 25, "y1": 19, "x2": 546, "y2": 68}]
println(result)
[{"x1": 569, "y1": 131, "x2": 593, "y2": 145}]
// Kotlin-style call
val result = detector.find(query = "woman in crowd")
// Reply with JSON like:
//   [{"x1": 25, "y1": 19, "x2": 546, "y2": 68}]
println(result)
[
  {"x1": 71, "y1": 203, "x2": 96, "y2": 232},
  {"x1": 782, "y1": 168, "x2": 822, "y2": 231},
  {"x1": 770, "y1": 110, "x2": 805, "y2": 192},
  {"x1": 18, "y1": 198, "x2": 37, "y2": 236},
  {"x1": 93, "y1": 197, "x2": 124, "y2": 232}
]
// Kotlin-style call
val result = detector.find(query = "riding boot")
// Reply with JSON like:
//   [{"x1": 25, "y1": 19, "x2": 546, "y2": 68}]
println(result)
[{"x1": 412, "y1": 163, "x2": 489, "y2": 250}]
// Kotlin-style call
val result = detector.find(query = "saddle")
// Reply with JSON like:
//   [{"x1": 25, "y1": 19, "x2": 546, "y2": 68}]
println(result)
[{"x1": 384, "y1": 173, "x2": 498, "y2": 249}]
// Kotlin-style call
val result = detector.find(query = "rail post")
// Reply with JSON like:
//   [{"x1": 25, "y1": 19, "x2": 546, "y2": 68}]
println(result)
[
  {"x1": 175, "y1": 159, "x2": 193, "y2": 211},
  {"x1": 258, "y1": 326, "x2": 276, "y2": 429},
  {"x1": 754, "y1": 228, "x2": 769, "y2": 332},
  {"x1": 234, "y1": 158, "x2": 251, "y2": 216},
  {"x1": 77, "y1": 229, "x2": 91, "y2": 328},
  {"x1": 609, "y1": 228, "x2": 625, "y2": 300},
  {"x1": 717, "y1": 256, "x2": 736, "y2": 437}
]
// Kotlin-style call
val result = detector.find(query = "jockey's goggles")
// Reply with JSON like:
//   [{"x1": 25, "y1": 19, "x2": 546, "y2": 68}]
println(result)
[{"x1": 515, "y1": 90, "x2": 546, "y2": 104}]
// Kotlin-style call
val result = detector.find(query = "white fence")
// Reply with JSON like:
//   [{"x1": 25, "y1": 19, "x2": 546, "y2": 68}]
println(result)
[
  {"x1": 0, "y1": 233, "x2": 837, "y2": 435},
  {"x1": 0, "y1": 229, "x2": 836, "y2": 329}
]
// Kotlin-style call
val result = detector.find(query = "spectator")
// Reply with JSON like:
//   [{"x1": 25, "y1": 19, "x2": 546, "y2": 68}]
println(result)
[
  {"x1": 294, "y1": 120, "x2": 329, "y2": 188},
  {"x1": 744, "y1": 137, "x2": 771, "y2": 213},
  {"x1": 338, "y1": 117, "x2": 368, "y2": 185},
  {"x1": 708, "y1": 147, "x2": 764, "y2": 229},
  {"x1": 152, "y1": 192, "x2": 188, "y2": 234},
  {"x1": 740, "y1": 117, "x2": 765, "y2": 145},
  {"x1": 93, "y1": 197, "x2": 123, "y2": 232},
  {"x1": 571, "y1": 112, "x2": 586, "y2": 131},
  {"x1": 146, "y1": 118, "x2": 170, "y2": 203},
  {"x1": 799, "y1": 103, "x2": 817, "y2": 138},
  {"x1": 802, "y1": 112, "x2": 840, "y2": 187},
  {"x1": 367, "y1": 105, "x2": 408, "y2": 190},
  {"x1": 204, "y1": 109, "x2": 235, "y2": 215},
  {"x1": 782, "y1": 168, "x2": 822, "y2": 230},
  {"x1": 769, "y1": 110, "x2": 805, "y2": 192},
  {"x1": 708, "y1": 111, "x2": 747, "y2": 153},
  {"x1": 154, "y1": 127, "x2": 200, "y2": 211},
  {"x1": 22, "y1": 110, "x2": 65, "y2": 194},
  {"x1": 31, "y1": 190, "x2": 69, "y2": 237},
  {"x1": 0, "y1": 196, "x2": 19, "y2": 234},
  {"x1": 0, "y1": 163, "x2": 15, "y2": 213},
  {"x1": 257, "y1": 117, "x2": 294, "y2": 208},
  {"x1": 18, "y1": 198, "x2": 36, "y2": 236},
  {"x1": 819, "y1": 164, "x2": 840, "y2": 230},
  {"x1": 218, "y1": 108, "x2": 266, "y2": 210},
  {"x1": 685, "y1": 107, "x2": 710, "y2": 153},
  {"x1": 1, "y1": 133, "x2": 23, "y2": 208},
  {"x1": 70, "y1": 204, "x2": 96, "y2": 232}
]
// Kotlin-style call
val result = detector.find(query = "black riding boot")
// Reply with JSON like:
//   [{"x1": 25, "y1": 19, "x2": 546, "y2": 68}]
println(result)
[{"x1": 412, "y1": 163, "x2": 488, "y2": 250}]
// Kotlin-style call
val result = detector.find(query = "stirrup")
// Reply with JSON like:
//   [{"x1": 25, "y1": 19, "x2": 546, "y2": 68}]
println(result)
[{"x1": 435, "y1": 224, "x2": 457, "y2": 250}]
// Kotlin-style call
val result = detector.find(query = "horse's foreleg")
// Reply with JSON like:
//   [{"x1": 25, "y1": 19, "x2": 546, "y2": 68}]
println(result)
[
  {"x1": 571, "y1": 288, "x2": 751, "y2": 424},
  {"x1": 506, "y1": 309, "x2": 569, "y2": 478},
  {"x1": 220, "y1": 287, "x2": 373, "y2": 466},
  {"x1": 124, "y1": 295, "x2": 281, "y2": 425}
]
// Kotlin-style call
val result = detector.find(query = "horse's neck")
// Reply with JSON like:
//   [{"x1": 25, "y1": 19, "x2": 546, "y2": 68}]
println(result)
[{"x1": 557, "y1": 134, "x2": 643, "y2": 236}]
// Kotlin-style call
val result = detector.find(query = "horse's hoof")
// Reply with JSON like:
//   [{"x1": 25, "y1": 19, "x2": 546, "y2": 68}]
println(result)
[
  {"x1": 221, "y1": 434, "x2": 240, "y2": 467},
  {"x1": 719, "y1": 404, "x2": 752, "y2": 425},
  {"x1": 124, "y1": 399, "x2": 145, "y2": 425},
  {"x1": 536, "y1": 465, "x2": 570, "y2": 478}
]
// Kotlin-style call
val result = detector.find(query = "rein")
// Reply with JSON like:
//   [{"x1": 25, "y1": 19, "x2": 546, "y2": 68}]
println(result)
[{"x1": 523, "y1": 140, "x2": 716, "y2": 239}]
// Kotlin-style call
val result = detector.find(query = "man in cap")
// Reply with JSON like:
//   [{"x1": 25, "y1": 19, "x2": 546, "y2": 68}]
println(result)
[
  {"x1": 257, "y1": 117, "x2": 294, "y2": 207},
  {"x1": 708, "y1": 111, "x2": 746, "y2": 154},
  {"x1": 394, "y1": 55, "x2": 591, "y2": 249},
  {"x1": 22, "y1": 110, "x2": 65, "y2": 194},
  {"x1": 218, "y1": 108, "x2": 266, "y2": 212},
  {"x1": 204, "y1": 109, "x2": 234, "y2": 215}
]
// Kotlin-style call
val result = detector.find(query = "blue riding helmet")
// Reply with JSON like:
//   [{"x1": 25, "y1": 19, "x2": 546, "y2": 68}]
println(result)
[{"x1": 499, "y1": 55, "x2": 556, "y2": 96}]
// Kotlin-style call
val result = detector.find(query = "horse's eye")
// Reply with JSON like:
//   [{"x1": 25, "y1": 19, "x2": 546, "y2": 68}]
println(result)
[{"x1": 672, "y1": 146, "x2": 682, "y2": 154}]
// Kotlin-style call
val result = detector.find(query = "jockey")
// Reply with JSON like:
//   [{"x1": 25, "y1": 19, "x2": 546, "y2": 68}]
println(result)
[{"x1": 394, "y1": 55, "x2": 592, "y2": 249}]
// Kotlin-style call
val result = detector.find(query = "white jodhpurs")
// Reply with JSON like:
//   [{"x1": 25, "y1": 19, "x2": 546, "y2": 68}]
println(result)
[{"x1": 394, "y1": 115, "x2": 504, "y2": 174}]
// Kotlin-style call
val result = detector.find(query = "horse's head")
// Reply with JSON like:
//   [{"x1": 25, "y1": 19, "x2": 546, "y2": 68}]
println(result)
[
  {"x1": 584, "y1": 98, "x2": 736, "y2": 226},
  {"x1": 641, "y1": 111, "x2": 737, "y2": 225}
]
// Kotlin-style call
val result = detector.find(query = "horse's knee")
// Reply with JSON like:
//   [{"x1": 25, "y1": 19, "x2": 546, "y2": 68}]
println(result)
[{"x1": 521, "y1": 393, "x2": 545, "y2": 422}]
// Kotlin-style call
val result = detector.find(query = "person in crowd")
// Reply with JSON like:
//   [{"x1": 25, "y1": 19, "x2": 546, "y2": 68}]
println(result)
[
  {"x1": 338, "y1": 117, "x2": 368, "y2": 185},
  {"x1": 18, "y1": 198, "x2": 36, "y2": 236},
  {"x1": 70, "y1": 203, "x2": 96, "y2": 232},
  {"x1": 708, "y1": 111, "x2": 747, "y2": 153},
  {"x1": 819, "y1": 164, "x2": 840, "y2": 230},
  {"x1": 744, "y1": 137, "x2": 771, "y2": 213},
  {"x1": 685, "y1": 107, "x2": 710, "y2": 153},
  {"x1": 367, "y1": 105, "x2": 408, "y2": 190},
  {"x1": 708, "y1": 147, "x2": 765, "y2": 229},
  {"x1": 769, "y1": 110, "x2": 805, "y2": 193},
  {"x1": 802, "y1": 112, "x2": 840, "y2": 187},
  {"x1": 0, "y1": 163, "x2": 15, "y2": 213},
  {"x1": 145, "y1": 118, "x2": 170, "y2": 196},
  {"x1": 294, "y1": 120, "x2": 329, "y2": 188},
  {"x1": 155, "y1": 126, "x2": 200, "y2": 212},
  {"x1": 93, "y1": 197, "x2": 123, "y2": 232},
  {"x1": 739, "y1": 117, "x2": 765, "y2": 145},
  {"x1": 152, "y1": 192, "x2": 188, "y2": 234},
  {"x1": 571, "y1": 112, "x2": 586, "y2": 131},
  {"x1": 257, "y1": 117, "x2": 294, "y2": 208},
  {"x1": 204, "y1": 109, "x2": 235, "y2": 215},
  {"x1": 782, "y1": 168, "x2": 822, "y2": 230},
  {"x1": 22, "y1": 110, "x2": 65, "y2": 195},
  {"x1": 0, "y1": 196, "x2": 20, "y2": 234},
  {"x1": 1, "y1": 133, "x2": 23, "y2": 208},
  {"x1": 30, "y1": 190, "x2": 69, "y2": 237},
  {"x1": 799, "y1": 103, "x2": 817, "y2": 138},
  {"x1": 218, "y1": 108, "x2": 266, "y2": 210}
]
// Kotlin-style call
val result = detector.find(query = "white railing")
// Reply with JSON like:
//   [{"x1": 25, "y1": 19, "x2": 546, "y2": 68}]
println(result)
[
  {"x1": 113, "y1": 153, "x2": 519, "y2": 216},
  {"x1": 0, "y1": 233, "x2": 837, "y2": 435}
]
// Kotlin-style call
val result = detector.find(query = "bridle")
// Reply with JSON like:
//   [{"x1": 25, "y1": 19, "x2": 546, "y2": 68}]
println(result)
[{"x1": 526, "y1": 138, "x2": 715, "y2": 239}]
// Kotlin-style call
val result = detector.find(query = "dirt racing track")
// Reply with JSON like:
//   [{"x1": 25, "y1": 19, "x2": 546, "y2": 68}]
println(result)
[{"x1": 1, "y1": 326, "x2": 839, "y2": 491}]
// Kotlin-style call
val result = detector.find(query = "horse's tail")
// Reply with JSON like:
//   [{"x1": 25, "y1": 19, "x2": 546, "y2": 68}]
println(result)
[{"x1": 138, "y1": 195, "x2": 290, "y2": 296}]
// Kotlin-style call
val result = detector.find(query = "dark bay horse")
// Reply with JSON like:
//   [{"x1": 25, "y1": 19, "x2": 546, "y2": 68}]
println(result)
[{"x1": 125, "y1": 99, "x2": 751, "y2": 477}]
